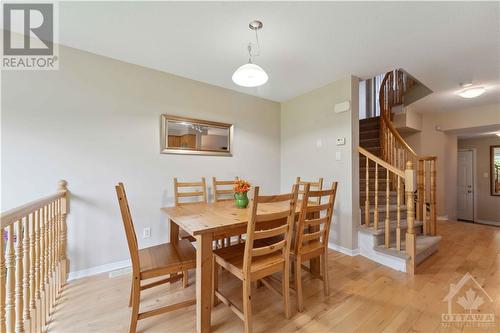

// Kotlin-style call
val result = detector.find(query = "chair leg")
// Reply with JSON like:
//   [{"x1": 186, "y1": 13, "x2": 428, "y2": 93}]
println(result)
[
  {"x1": 295, "y1": 257, "x2": 304, "y2": 312},
  {"x1": 183, "y1": 270, "x2": 189, "y2": 288},
  {"x1": 283, "y1": 258, "x2": 291, "y2": 319},
  {"x1": 128, "y1": 278, "x2": 133, "y2": 307},
  {"x1": 129, "y1": 277, "x2": 140, "y2": 333},
  {"x1": 242, "y1": 278, "x2": 253, "y2": 333},
  {"x1": 322, "y1": 251, "x2": 329, "y2": 296}
]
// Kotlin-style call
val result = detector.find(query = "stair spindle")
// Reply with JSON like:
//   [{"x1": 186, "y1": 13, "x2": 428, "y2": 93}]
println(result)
[
  {"x1": 385, "y1": 169, "x2": 390, "y2": 248},
  {"x1": 374, "y1": 163, "x2": 379, "y2": 229},
  {"x1": 22, "y1": 215, "x2": 30, "y2": 329},
  {"x1": 396, "y1": 176, "x2": 401, "y2": 251},
  {"x1": 1, "y1": 225, "x2": 6, "y2": 333},
  {"x1": 15, "y1": 219, "x2": 25, "y2": 333},
  {"x1": 365, "y1": 157, "x2": 370, "y2": 227}
]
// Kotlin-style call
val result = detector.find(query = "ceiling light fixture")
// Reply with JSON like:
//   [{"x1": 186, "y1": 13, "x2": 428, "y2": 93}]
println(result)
[
  {"x1": 457, "y1": 83, "x2": 486, "y2": 98},
  {"x1": 232, "y1": 20, "x2": 268, "y2": 88}
]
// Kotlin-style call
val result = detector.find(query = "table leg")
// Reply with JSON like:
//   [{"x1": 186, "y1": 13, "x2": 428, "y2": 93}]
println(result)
[
  {"x1": 170, "y1": 219, "x2": 179, "y2": 246},
  {"x1": 196, "y1": 233, "x2": 213, "y2": 333}
]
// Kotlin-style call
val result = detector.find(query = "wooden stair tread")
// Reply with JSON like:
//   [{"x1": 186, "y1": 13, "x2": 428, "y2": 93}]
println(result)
[
  {"x1": 373, "y1": 235, "x2": 442, "y2": 259},
  {"x1": 359, "y1": 219, "x2": 423, "y2": 235}
]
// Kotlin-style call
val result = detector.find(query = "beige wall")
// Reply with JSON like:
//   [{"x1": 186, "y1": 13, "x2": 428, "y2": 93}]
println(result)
[
  {"x1": 458, "y1": 136, "x2": 500, "y2": 222},
  {"x1": 403, "y1": 104, "x2": 500, "y2": 220},
  {"x1": 281, "y1": 76, "x2": 359, "y2": 250},
  {"x1": 430, "y1": 104, "x2": 500, "y2": 131},
  {"x1": 404, "y1": 115, "x2": 458, "y2": 219},
  {"x1": 1, "y1": 46, "x2": 282, "y2": 273}
]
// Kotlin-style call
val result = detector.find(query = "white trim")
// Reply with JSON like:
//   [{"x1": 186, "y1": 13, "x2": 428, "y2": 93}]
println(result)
[
  {"x1": 475, "y1": 219, "x2": 500, "y2": 227},
  {"x1": 328, "y1": 241, "x2": 359, "y2": 256},
  {"x1": 68, "y1": 259, "x2": 131, "y2": 281}
]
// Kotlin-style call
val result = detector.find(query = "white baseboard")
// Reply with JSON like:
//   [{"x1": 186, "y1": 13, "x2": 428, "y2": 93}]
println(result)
[
  {"x1": 475, "y1": 219, "x2": 500, "y2": 227},
  {"x1": 68, "y1": 259, "x2": 131, "y2": 281},
  {"x1": 328, "y1": 242, "x2": 359, "y2": 256}
]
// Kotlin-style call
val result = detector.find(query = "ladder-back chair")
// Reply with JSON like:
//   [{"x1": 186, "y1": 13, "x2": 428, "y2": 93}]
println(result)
[
  {"x1": 213, "y1": 185, "x2": 299, "y2": 333},
  {"x1": 293, "y1": 181, "x2": 337, "y2": 312},
  {"x1": 212, "y1": 177, "x2": 242, "y2": 246},
  {"x1": 116, "y1": 183, "x2": 196, "y2": 333},
  {"x1": 295, "y1": 177, "x2": 324, "y2": 204}
]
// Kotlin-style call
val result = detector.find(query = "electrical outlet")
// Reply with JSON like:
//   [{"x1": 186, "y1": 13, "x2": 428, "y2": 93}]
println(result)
[{"x1": 143, "y1": 227, "x2": 151, "y2": 238}]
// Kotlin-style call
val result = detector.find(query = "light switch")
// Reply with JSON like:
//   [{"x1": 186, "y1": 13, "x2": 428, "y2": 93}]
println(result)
[
  {"x1": 335, "y1": 151, "x2": 341, "y2": 161},
  {"x1": 336, "y1": 137, "x2": 345, "y2": 146},
  {"x1": 316, "y1": 139, "x2": 323, "y2": 148}
]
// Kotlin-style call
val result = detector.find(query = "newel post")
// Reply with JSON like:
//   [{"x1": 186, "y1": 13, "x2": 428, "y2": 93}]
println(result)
[
  {"x1": 404, "y1": 162, "x2": 416, "y2": 275},
  {"x1": 57, "y1": 180, "x2": 69, "y2": 285}
]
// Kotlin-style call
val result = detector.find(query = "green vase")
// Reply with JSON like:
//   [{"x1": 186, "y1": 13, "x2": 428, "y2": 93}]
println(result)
[{"x1": 234, "y1": 192, "x2": 249, "y2": 209}]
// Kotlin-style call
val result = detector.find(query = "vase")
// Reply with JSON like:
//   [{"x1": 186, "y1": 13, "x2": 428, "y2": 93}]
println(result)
[{"x1": 234, "y1": 192, "x2": 249, "y2": 209}]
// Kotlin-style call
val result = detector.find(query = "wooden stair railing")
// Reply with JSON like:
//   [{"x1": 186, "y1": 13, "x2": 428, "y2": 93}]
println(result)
[
  {"x1": 359, "y1": 147, "x2": 419, "y2": 274},
  {"x1": 1, "y1": 180, "x2": 69, "y2": 333},
  {"x1": 358, "y1": 70, "x2": 438, "y2": 274},
  {"x1": 378, "y1": 70, "x2": 438, "y2": 237}
]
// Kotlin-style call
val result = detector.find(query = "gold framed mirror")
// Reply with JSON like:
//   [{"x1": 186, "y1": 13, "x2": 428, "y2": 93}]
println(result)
[
  {"x1": 491, "y1": 145, "x2": 500, "y2": 196},
  {"x1": 160, "y1": 114, "x2": 233, "y2": 156}
]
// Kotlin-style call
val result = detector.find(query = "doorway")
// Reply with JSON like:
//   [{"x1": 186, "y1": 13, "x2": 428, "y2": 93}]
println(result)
[{"x1": 457, "y1": 149, "x2": 474, "y2": 222}]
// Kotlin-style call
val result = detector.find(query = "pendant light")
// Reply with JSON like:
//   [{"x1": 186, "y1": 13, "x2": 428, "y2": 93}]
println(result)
[{"x1": 232, "y1": 20, "x2": 269, "y2": 87}]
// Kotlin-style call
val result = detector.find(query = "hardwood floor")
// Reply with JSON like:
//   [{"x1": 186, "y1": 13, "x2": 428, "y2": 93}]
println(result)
[{"x1": 48, "y1": 220, "x2": 499, "y2": 333}]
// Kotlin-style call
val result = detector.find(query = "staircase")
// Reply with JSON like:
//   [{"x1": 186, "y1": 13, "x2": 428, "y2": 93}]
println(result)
[{"x1": 357, "y1": 71, "x2": 441, "y2": 274}]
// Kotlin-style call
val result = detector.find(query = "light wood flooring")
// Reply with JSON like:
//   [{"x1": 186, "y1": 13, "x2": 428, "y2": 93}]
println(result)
[{"x1": 48, "y1": 220, "x2": 499, "y2": 333}]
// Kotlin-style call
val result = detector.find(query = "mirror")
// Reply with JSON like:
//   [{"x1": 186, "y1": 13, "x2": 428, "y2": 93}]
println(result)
[
  {"x1": 161, "y1": 115, "x2": 233, "y2": 156},
  {"x1": 491, "y1": 145, "x2": 500, "y2": 196}
]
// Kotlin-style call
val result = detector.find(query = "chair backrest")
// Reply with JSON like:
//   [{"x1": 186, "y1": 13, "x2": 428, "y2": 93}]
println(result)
[
  {"x1": 115, "y1": 183, "x2": 140, "y2": 275},
  {"x1": 296, "y1": 177, "x2": 324, "y2": 204},
  {"x1": 174, "y1": 177, "x2": 208, "y2": 206},
  {"x1": 212, "y1": 177, "x2": 237, "y2": 202},
  {"x1": 242, "y1": 185, "x2": 299, "y2": 276},
  {"x1": 295, "y1": 182, "x2": 338, "y2": 255}
]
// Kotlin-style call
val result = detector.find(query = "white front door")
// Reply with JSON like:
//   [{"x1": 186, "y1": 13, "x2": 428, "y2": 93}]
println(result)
[{"x1": 457, "y1": 150, "x2": 474, "y2": 221}]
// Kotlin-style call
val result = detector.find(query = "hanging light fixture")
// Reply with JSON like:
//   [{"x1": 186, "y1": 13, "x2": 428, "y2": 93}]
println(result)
[{"x1": 232, "y1": 20, "x2": 268, "y2": 87}]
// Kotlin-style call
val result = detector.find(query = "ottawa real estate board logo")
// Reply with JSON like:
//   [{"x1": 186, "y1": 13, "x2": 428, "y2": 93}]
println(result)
[
  {"x1": 2, "y1": 2, "x2": 58, "y2": 70},
  {"x1": 442, "y1": 272, "x2": 496, "y2": 328}
]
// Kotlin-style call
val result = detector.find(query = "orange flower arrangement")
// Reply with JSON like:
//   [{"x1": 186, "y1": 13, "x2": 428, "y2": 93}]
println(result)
[{"x1": 234, "y1": 179, "x2": 251, "y2": 193}]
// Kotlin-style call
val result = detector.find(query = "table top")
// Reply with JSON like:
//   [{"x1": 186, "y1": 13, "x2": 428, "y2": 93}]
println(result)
[{"x1": 162, "y1": 201, "x2": 297, "y2": 236}]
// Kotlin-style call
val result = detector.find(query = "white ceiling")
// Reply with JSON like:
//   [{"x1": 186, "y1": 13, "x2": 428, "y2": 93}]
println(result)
[{"x1": 54, "y1": 2, "x2": 500, "y2": 111}]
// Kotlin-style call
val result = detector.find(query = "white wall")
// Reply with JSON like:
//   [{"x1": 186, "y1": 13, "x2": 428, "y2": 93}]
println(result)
[
  {"x1": 280, "y1": 76, "x2": 360, "y2": 250},
  {"x1": 1, "y1": 46, "x2": 282, "y2": 272}
]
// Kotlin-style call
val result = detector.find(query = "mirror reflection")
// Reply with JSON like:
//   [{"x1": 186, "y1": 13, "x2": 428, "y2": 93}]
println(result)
[{"x1": 161, "y1": 115, "x2": 233, "y2": 156}]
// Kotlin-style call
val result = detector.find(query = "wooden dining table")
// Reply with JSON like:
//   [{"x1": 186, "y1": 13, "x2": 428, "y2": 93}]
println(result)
[{"x1": 162, "y1": 200, "x2": 320, "y2": 333}]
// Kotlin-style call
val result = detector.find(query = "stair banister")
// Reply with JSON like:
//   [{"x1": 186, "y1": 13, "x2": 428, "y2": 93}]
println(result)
[
  {"x1": 404, "y1": 161, "x2": 416, "y2": 275},
  {"x1": 0, "y1": 180, "x2": 69, "y2": 333}
]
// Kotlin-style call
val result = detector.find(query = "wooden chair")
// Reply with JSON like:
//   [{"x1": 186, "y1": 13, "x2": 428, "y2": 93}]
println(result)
[
  {"x1": 212, "y1": 177, "x2": 241, "y2": 246},
  {"x1": 174, "y1": 177, "x2": 207, "y2": 243},
  {"x1": 115, "y1": 183, "x2": 196, "y2": 333},
  {"x1": 293, "y1": 182, "x2": 337, "y2": 312},
  {"x1": 296, "y1": 177, "x2": 323, "y2": 204},
  {"x1": 213, "y1": 185, "x2": 299, "y2": 333}
]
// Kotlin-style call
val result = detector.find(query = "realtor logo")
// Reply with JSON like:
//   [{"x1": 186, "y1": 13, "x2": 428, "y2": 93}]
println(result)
[
  {"x1": 441, "y1": 272, "x2": 495, "y2": 328},
  {"x1": 2, "y1": 2, "x2": 58, "y2": 69}
]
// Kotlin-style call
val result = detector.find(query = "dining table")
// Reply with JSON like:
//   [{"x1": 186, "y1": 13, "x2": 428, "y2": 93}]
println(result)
[{"x1": 162, "y1": 200, "x2": 320, "y2": 333}]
